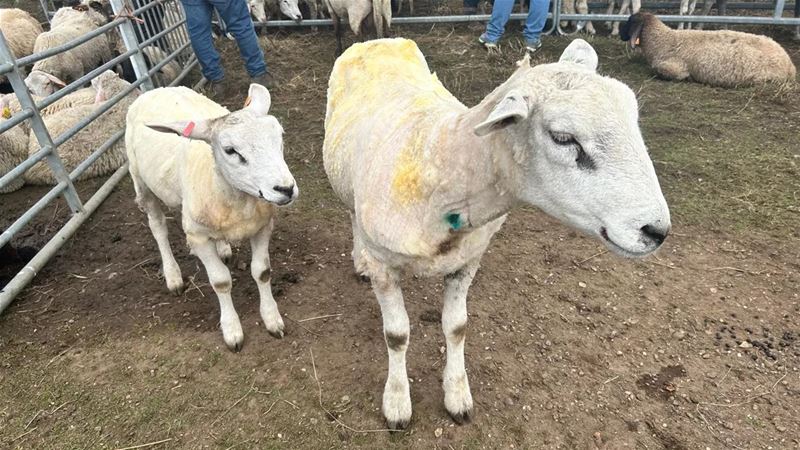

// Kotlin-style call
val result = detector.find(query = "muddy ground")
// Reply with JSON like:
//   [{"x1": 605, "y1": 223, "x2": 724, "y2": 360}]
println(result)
[{"x1": 1, "y1": 10, "x2": 800, "y2": 450}]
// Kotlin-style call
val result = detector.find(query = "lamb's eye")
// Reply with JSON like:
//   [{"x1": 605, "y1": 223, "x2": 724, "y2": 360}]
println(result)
[
  {"x1": 223, "y1": 147, "x2": 247, "y2": 164},
  {"x1": 550, "y1": 131, "x2": 595, "y2": 170},
  {"x1": 550, "y1": 131, "x2": 577, "y2": 146}
]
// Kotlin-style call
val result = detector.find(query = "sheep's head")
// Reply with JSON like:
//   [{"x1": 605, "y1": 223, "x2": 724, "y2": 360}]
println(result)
[
  {"x1": 278, "y1": 0, "x2": 302, "y2": 22},
  {"x1": 620, "y1": 13, "x2": 650, "y2": 49},
  {"x1": 24, "y1": 70, "x2": 67, "y2": 97},
  {"x1": 248, "y1": 0, "x2": 267, "y2": 22},
  {"x1": 474, "y1": 39, "x2": 670, "y2": 258},
  {"x1": 146, "y1": 84, "x2": 298, "y2": 205}
]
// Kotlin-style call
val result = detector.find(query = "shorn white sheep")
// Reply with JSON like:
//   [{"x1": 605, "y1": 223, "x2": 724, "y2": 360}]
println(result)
[
  {"x1": 323, "y1": 38, "x2": 671, "y2": 428},
  {"x1": 0, "y1": 8, "x2": 43, "y2": 82},
  {"x1": 24, "y1": 3, "x2": 113, "y2": 97},
  {"x1": 620, "y1": 12, "x2": 796, "y2": 87},
  {"x1": 24, "y1": 71, "x2": 139, "y2": 185},
  {"x1": 324, "y1": 0, "x2": 392, "y2": 54},
  {"x1": 125, "y1": 84, "x2": 298, "y2": 350}
]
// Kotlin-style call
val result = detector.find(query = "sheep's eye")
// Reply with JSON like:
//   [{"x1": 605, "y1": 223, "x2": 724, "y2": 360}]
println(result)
[
  {"x1": 549, "y1": 131, "x2": 595, "y2": 170},
  {"x1": 223, "y1": 147, "x2": 247, "y2": 164}
]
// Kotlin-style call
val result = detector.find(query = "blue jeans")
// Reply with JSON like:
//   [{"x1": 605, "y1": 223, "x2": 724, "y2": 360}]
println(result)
[
  {"x1": 484, "y1": 0, "x2": 549, "y2": 42},
  {"x1": 180, "y1": 0, "x2": 266, "y2": 81}
]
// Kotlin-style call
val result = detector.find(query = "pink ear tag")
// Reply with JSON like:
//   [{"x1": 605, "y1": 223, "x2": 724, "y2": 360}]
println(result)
[{"x1": 182, "y1": 121, "x2": 195, "y2": 138}]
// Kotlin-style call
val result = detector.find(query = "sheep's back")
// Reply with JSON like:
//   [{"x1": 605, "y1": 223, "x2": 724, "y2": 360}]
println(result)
[
  {"x1": 682, "y1": 30, "x2": 796, "y2": 86},
  {"x1": 0, "y1": 9, "x2": 43, "y2": 60}
]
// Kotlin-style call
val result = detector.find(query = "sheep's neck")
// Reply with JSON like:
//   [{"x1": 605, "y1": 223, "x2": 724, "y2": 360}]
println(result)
[{"x1": 432, "y1": 113, "x2": 518, "y2": 232}]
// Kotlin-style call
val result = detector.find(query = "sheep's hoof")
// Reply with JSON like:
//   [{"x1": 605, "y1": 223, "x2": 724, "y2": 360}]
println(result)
[
  {"x1": 226, "y1": 340, "x2": 243, "y2": 352},
  {"x1": 385, "y1": 417, "x2": 410, "y2": 431},
  {"x1": 167, "y1": 279, "x2": 185, "y2": 295},
  {"x1": 267, "y1": 328, "x2": 285, "y2": 339},
  {"x1": 447, "y1": 408, "x2": 472, "y2": 425}
]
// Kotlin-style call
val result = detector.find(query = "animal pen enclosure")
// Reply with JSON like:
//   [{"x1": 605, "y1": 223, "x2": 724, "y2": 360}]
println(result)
[{"x1": 0, "y1": 0, "x2": 798, "y2": 449}]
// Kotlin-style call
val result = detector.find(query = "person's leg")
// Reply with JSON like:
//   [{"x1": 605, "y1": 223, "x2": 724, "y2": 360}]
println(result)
[
  {"x1": 180, "y1": 0, "x2": 224, "y2": 81},
  {"x1": 209, "y1": 0, "x2": 267, "y2": 77},
  {"x1": 482, "y1": 0, "x2": 515, "y2": 43},
  {"x1": 522, "y1": 0, "x2": 549, "y2": 43}
]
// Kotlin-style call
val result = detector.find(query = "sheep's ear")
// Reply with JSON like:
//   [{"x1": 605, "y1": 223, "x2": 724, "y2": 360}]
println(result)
[
  {"x1": 146, "y1": 119, "x2": 214, "y2": 142},
  {"x1": 559, "y1": 39, "x2": 598, "y2": 71},
  {"x1": 41, "y1": 72, "x2": 67, "y2": 88},
  {"x1": 244, "y1": 83, "x2": 271, "y2": 116},
  {"x1": 474, "y1": 90, "x2": 529, "y2": 137}
]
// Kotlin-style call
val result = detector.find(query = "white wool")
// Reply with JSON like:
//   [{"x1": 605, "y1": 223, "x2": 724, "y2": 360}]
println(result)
[{"x1": 0, "y1": 8, "x2": 43, "y2": 82}]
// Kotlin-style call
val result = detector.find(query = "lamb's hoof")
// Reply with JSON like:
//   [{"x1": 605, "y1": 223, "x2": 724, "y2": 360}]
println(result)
[
  {"x1": 267, "y1": 328, "x2": 285, "y2": 339},
  {"x1": 385, "y1": 417, "x2": 410, "y2": 431},
  {"x1": 447, "y1": 408, "x2": 472, "y2": 425},
  {"x1": 221, "y1": 322, "x2": 245, "y2": 352},
  {"x1": 263, "y1": 314, "x2": 285, "y2": 339},
  {"x1": 167, "y1": 279, "x2": 184, "y2": 295}
]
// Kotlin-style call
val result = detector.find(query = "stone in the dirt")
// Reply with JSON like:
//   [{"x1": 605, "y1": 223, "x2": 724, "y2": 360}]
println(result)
[
  {"x1": 434, "y1": 427, "x2": 443, "y2": 437},
  {"x1": 672, "y1": 329, "x2": 687, "y2": 340},
  {"x1": 504, "y1": 397, "x2": 514, "y2": 406},
  {"x1": 578, "y1": 282, "x2": 587, "y2": 288},
  {"x1": 775, "y1": 424, "x2": 787, "y2": 432},
  {"x1": 739, "y1": 341, "x2": 753, "y2": 348}
]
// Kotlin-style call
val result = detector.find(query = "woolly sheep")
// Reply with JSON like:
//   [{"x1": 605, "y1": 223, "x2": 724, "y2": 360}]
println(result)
[
  {"x1": 24, "y1": 4, "x2": 113, "y2": 97},
  {"x1": 24, "y1": 71, "x2": 139, "y2": 185},
  {"x1": 0, "y1": 8, "x2": 43, "y2": 82},
  {"x1": 0, "y1": 114, "x2": 29, "y2": 194},
  {"x1": 125, "y1": 84, "x2": 298, "y2": 351},
  {"x1": 323, "y1": 38, "x2": 670, "y2": 429},
  {"x1": 324, "y1": 0, "x2": 391, "y2": 54},
  {"x1": 620, "y1": 12, "x2": 797, "y2": 87}
]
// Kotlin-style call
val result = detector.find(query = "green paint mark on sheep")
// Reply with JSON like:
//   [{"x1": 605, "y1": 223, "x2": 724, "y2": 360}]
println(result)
[{"x1": 445, "y1": 213, "x2": 462, "y2": 230}]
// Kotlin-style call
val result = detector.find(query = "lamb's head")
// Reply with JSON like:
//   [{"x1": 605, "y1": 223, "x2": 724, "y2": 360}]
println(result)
[
  {"x1": 248, "y1": 0, "x2": 267, "y2": 22},
  {"x1": 147, "y1": 84, "x2": 298, "y2": 205},
  {"x1": 24, "y1": 70, "x2": 67, "y2": 97},
  {"x1": 474, "y1": 39, "x2": 670, "y2": 258},
  {"x1": 277, "y1": 0, "x2": 302, "y2": 22}
]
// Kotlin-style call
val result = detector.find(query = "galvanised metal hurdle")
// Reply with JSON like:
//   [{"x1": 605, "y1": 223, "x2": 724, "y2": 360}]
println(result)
[{"x1": 0, "y1": 0, "x2": 199, "y2": 313}]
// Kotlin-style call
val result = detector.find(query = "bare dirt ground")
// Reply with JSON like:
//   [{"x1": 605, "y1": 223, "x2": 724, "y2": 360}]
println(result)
[{"x1": 1, "y1": 9, "x2": 800, "y2": 450}]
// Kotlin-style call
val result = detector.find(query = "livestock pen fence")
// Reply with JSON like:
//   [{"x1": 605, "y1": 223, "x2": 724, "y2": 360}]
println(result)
[{"x1": 0, "y1": 0, "x2": 200, "y2": 313}]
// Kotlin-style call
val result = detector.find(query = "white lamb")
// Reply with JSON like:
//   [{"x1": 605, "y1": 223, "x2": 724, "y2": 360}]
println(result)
[
  {"x1": 24, "y1": 4, "x2": 113, "y2": 97},
  {"x1": 324, "y1": 0, "x2": 392, "y2": 54},
  {"x1": 323, "y1": 38, "x2": 670, "y2": 429},
  {"x1": 0, "y1": 8, "x2": 44, "y2": 82},
  {"x1": 125, "y1": 84, "x2": 298, "y2": 351}
]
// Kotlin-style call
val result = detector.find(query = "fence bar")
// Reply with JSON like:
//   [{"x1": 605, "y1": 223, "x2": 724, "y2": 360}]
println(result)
[
  {"x1": 558, "y1": 13, "x2": 800, "y2": 24},
  {"x1": 171, "y1": 55, "x2": 199, "y2": 86},
  {"x1": 0, "y1": 33, "x2": 83, "y2": 214},
  {"x1": 110, "y1": 0, "x2": 155, "y2": 91},
  {"x1": 584, "y1": 1, "x2": 796, "y2": 9},
  {"x1": 0, "y1": 164, "x2": 130, "y2": 314}
]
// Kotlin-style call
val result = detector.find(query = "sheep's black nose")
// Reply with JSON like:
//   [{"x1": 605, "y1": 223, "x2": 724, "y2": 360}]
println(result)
[
  {"x1": 273, "y1": 184, "x2": 294, "y2": 197},
  {"x1": 640, "y1": 224, "x2": 668, "y2": 246}
]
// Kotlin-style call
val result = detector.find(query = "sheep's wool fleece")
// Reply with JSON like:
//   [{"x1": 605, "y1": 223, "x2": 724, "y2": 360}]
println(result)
[
  {"x1": 0, "y1": 9, "x2": 43, "y2": 81},
  {"x1": 324, "y1": 38, "x2": 499, "y2": 262},
  {"x1": 126, "y1": 87, "x2": 274, "y2": 242},
  {"x1": 0, "y1": 123, "x2": 29, "y2": 193}
]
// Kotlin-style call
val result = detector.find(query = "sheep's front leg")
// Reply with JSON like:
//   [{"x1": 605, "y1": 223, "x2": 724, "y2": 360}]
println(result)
[
  {"x1": 442, "y1": 261, "x2": 479, "y2": 424},
  {"x1": 250, "y1": 220, "x2": 285, "y2": 338},
  {"x1": 653, "y1": 59, "x2": 690, "y2": 81},
  {"x1": 191, "y1": 237, "x2": 244, "y2": 351},
  {"x1": 371, "y1": 263, "x2": 412, "y2": 429}
]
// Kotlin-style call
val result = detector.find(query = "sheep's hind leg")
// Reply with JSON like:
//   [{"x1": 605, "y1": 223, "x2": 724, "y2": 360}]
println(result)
[
  {"x1": 216, "y1": 240, "x2": 232, "y2": 262},
  {"x1": 369, "y1": 259, "x2": 412, "y2": 429},
  {"x1": 442, "y1": 260, "x2": 480, "y2": 424},
  {"x1": 351, "y1": 214, "x2": 370, "y2": 282},
  {"x1": 250, "y1": 220, "x2": 285, "y2": 338},
  {"x1": 137, "y1": 187, "x2": 183, "y2": 294},
  {"x1": 653, "y1": 59, "x2": 690, "y2": 81},
  {"x1": 191, "y1": 236, "x2": 244, "y2": 351}
]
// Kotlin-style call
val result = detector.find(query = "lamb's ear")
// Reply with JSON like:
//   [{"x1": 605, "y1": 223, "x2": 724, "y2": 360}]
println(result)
[
  {"x1": 146, "y1": 119, "x2": 214, "y2": 142},
  {"x1": 41, "y1": 72, "x2": 67, "y2": 88},
  {"x1": 474, "y1": 90, "x2": 529, "y2": 137},
  {"x1": 559, "y1": 39, "x2": 598, "y2": 71},
  {"x1": 244, "y1": 83, "x2": 271, "y2": 116}
]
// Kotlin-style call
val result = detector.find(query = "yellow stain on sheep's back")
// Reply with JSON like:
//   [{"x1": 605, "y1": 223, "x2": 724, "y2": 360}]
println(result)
[{"x1": 391, "y1": 125, "x2": 431, "y2": 205}]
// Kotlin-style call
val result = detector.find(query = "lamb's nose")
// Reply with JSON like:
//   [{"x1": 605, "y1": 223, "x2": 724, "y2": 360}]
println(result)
[
  {"x1": 273, "y1": 184, "x2": 294, "y2": 197},
  {"x1": 640, "y1": 224, "x2": 669, "y2": 247}
]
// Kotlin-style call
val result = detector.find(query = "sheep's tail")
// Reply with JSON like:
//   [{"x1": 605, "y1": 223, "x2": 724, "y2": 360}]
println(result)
[{"x1": 372, "y1": 0, "x2": 391, "y2": 38}]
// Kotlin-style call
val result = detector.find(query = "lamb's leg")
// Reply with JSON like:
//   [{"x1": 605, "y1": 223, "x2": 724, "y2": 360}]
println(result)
[
  {"x1": 561, "y1": 0, "x2": 574, "y2": 30},
  {"x1": 216, "y1": 240, "x2": 232, "y2": 262},
  {"x1": 250, "y1": 220, "x2": 285, "y2": 338},
  {"x1": 604, "y1": 0, "x2": 615, "y2": 29},
  {"x1": 611, "y1": 0, "x2": 630, "y2": 35},
  {"x1": 138, "y1": 187, "x2": 183, "y2": 294},
  {"x1": 678, "y1": 0, "x2": 688, "y2": 29},
  {"x1": 575, "y1": 0, "x2": 595, "y2": 34},
  {"x1": 370, "y1": 261, "x2": 411, "y2": 429},
  {"x1": 441, "y1": 261, "x2": 480, "y2": 424},
  {"x1": 332, "y1": 13, "x2": 343, "y2": 55},
  {"x1": 718, "y1": 0, "x2": 727, "y2": 29},
  {"x1": 653, "y1": 59, "x2": 690, "y2": 81},
  {"x1": 191, "y1": 236, "x2": 244, "y2": 351}
]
